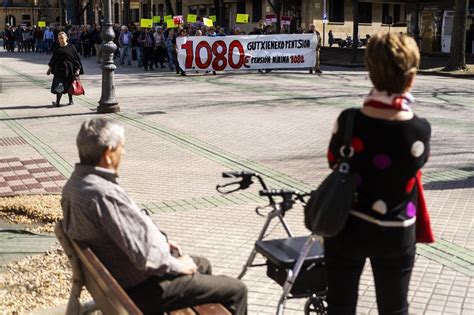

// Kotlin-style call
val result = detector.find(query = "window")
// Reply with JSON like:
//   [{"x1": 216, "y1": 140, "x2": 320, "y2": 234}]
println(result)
[
  {"x1": 188, "y1": 6, "x2": 197, "y2": 15},
  {"x1": 177, "y1": 1, "x2": 183, "y2": 15},
  {"x1": 358, "y1": 2, "x2": 372, "y2": 24},
  {"x1": 209, "y1": 5, "x2": 216, "y2": 16},
  {"x1": 329, "y1": 0, "x2": 344, "y2": 23},
  {"x1": 142, "y1": 4, "x2": 149, "y2": 18},
  {"x1": 198, "y1": 6, "x2": 206, "y2": 18},
  {"x1": 132, "y1": 9, "x2": 139, "y2": 22},
  {"x1": 382, "y1": 3, "x2": 391, "y2": 24},
  {"x1": 252, "y1": 0, "x2": 262, "y2": 22},
  {"x1": 21, "y1": 14, "x2": 31, "y2": 21},
  {"x1": 114, "y1": 3, "x2": 119, "y2": 23},
  {"x1": 237, "y1": 1, "x2": 246, "y2": 14},
  {"x1": 158, "y1": 4, "x2": 164, "y2": 17},
  {"x1": 393, "y1": 4, "x2": 401, "y2": 23}
]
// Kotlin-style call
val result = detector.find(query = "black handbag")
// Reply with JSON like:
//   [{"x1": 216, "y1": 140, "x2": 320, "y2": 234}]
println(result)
[{"x1": 304, "y1": 108, "x2": 357, "y2": 238}]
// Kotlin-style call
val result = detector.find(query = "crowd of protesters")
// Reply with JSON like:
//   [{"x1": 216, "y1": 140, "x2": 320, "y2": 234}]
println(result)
[{"x1": 2, "y1": 20, "x2": 321, "y2": 75}]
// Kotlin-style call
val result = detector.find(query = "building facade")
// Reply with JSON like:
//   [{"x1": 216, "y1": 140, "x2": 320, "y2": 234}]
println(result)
[
  {"x1": 3, "y1": 0, "x2": 472, "y2": 53},
  {"x1": 2, "y1": 0, "x2": 60, "y2": 27}
]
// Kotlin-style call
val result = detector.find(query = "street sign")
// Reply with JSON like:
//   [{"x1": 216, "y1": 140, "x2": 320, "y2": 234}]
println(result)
[{"x1": 323, "y1": 13, "x2": 328, "y2": 24}]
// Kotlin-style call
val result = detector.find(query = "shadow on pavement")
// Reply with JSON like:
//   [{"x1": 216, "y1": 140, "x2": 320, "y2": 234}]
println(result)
[
  {"x1": 0, "y1": 111, "x2": 97, "y2": 121},
  {"x1": 425, "y1": 176, "x2": 474, "y2": 190}
]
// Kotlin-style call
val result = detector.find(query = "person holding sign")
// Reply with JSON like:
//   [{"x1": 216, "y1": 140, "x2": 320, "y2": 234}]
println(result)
[
  {"x1": 176, "y1": 29, "x2": 187, "y2": 76},
  {"x1": 165, "y1": 28, "x2": 177, "y2": 71},
  {"x1": 138, "y1": 26, "x2": 155, "y2": 71},
  {"x1": 307, "y1": 24, "x2": 322, "y2": 74},
  {"x1": 118, "y1": 26, "x2": 133, "y2": 66},
  {"x1": 153, "y1": 26, "x2": 166, "y2": 69}
]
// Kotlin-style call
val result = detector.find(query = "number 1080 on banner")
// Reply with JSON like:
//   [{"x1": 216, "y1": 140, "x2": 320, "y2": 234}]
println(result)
[{"x1": 176, "y1": 34, "x2": 317, "y2": 72}]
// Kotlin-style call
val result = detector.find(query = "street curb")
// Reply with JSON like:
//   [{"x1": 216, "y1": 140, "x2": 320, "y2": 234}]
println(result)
[
  {"x1": 321, "y1": 62, "x2": 365, "y2": 68},
  {"x1": 417, "y1": 70, "x2": 474, "y2": 78}
]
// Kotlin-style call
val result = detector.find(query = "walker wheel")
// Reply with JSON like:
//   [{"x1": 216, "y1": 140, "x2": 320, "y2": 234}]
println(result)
[{"x1": 304, "y1": 295, "x2": 327, "y2": 315}]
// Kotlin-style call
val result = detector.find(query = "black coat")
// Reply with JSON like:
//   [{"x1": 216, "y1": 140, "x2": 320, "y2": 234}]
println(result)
[{"x1": 48, "y1": 44, "x2": 84, "y2": 94}]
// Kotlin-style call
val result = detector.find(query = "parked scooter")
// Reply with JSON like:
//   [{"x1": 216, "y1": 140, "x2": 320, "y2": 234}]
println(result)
[{"x1": 338, "y1": 35, "x2": 363, "y2": 48}]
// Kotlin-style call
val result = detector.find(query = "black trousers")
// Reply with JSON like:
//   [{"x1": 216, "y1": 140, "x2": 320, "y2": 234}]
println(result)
[
  {"x1": 143, "y1": 47, "x2": 154, "y2": 69},
  {"x1": 324, "y1": 216, "x2": 416, "y2": 315},
  {"x1": 125, "y1": 256, "x2": 247, "y2": 315},
  {"x1": 154, "y1": 46, "x2": 165, "y2": 67}
]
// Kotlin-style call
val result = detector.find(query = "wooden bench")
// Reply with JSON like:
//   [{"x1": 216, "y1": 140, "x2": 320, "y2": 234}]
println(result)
[{"x1": 55, "y1": 220, "x2": 230, "y2": 315}]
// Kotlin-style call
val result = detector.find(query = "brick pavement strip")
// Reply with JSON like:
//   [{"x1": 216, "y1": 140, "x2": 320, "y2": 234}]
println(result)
[{"x1": 1, "y1": 56, "x2": 473, "y2": 313}]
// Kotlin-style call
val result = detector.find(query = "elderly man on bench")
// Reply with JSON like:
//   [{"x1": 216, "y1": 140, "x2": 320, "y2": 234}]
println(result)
[{"x1": 61, "y1": 118, "x2": 247, "y2": 314}]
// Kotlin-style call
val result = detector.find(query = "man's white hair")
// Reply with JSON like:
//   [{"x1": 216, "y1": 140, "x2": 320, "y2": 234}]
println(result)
[{"x1": 76, "y1": 118, "x2": 125, "y2": 166}]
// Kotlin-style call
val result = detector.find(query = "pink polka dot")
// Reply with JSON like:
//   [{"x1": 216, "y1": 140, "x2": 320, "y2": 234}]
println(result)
[
  {"x1": 406, "y1": 202, "x2": 416, "y2": 217},
  {"x1": 351, "y1": 137, "x2": 365, "y2": 153},
  {"x1": 406, "y1": 177, "x2": 416, "y2": 193},
  {"x1": 373, "y1": 154, "x2": 392, "y2": 170}
]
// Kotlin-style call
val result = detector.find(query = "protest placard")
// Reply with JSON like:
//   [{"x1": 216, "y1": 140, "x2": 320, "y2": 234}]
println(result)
[
  {"x1": 203, "y1": 18, "x2": 213, "y2": 27},
  {"x1": 187, "y1": 14, "x2": 197, "y2": 23},
  {"x1": 236, "y1": 14, "x2": 249, "y2": 24},
  {"x1": 140, "y1": 19, "x2": 152, "y2": 28}
]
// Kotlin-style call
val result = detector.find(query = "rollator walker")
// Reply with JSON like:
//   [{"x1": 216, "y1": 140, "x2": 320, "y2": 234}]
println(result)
[{"x1": 217, "y1": 171, "x2": 328, "y2": 315}]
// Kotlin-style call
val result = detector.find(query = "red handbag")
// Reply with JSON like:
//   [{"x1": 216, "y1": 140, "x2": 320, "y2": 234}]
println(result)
[{"x1": 69, "y1": 77, "x2": 85, "y2": 95}]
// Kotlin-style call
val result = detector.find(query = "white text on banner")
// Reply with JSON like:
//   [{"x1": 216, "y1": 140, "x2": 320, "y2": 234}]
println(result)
[{"x1": 176, "y1": 34, "x2": 317, "y2": 72}]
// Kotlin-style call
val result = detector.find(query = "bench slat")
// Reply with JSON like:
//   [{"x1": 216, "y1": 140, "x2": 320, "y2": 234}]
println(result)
[
  {"x1": 193, "y1": 304, "x2": 231, "y2": 315},
  {"x1": 73, "y1": 240, "x2": 142, "y2": 315},
  {"x1": 169, "y1": 308, "x2": 197, "y2": 315}
]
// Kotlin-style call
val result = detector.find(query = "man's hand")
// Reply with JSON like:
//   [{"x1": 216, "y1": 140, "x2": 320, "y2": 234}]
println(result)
[
  {"x1": 169, "y1": 240, "x2": 183, "y2": 257},
  {"x1": 178, "y1": 254, "x2": 197, "y2": 275}
]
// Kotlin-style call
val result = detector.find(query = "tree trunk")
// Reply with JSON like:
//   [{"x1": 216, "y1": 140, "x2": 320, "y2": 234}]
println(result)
[
  {"x1": 351, "y1": 0, "x2": 359, "y2": 64},
  {"x1": 58, "y1": 0, "x2": 66, "y2": 25},
  {"x1": 214, "y1": 0, "x2": 221, "y2": 26},
  {"x1": 444, "y1": 0, "x2": 469, "y2": 71},
  {"x1": 268, "y1": 0, "x2": 282, "y2": 33},
  {"x1": 123, "y1": 0, "x2": 130, "y2": 25},
  {"x1": 165, "y1": 0, "x2": 174, "y2": 16},
  {"x1": 276, "y1": 11, "x2": 281, "y2": 33}
]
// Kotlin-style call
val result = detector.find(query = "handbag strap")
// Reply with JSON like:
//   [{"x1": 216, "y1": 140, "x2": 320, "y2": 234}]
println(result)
[{"x1": 340, "y1": 108, "x2": 357, "y2": 159}]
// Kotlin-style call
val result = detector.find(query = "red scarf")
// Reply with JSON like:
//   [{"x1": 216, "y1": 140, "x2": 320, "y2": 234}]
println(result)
[
  {"x1": 363, "y1": 89, "x2": 414, "y2": 111},
  {"x1": 364, "y1": 89, "x2": 435, "y2": 243}
]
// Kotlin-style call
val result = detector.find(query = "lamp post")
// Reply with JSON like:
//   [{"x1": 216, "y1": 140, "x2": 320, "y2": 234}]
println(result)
[{"x1": 98, "y1": 0, "x2": 120, "y2": 113}]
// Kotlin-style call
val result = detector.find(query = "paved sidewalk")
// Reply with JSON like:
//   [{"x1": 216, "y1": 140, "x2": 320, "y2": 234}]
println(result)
[{"x1": 0, "y1": 50, "x2": 473, "y2": 314}]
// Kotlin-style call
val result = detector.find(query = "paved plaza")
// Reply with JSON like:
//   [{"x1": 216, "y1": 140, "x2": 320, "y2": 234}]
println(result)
[{"x1": 0, "y1": 50, "x2": 473, "y2": 314}]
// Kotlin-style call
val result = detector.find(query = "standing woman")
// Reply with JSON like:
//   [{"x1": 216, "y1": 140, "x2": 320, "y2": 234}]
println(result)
[
  {"x1": 323, "y1": 32, "x2": 431, "y2": 314},
  {"x1": 47, "y1": 31, "x2": 83, "y2": 107}
]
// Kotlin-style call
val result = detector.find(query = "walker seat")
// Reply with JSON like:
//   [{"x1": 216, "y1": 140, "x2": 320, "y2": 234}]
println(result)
[{"x1": 255, "y1": 237, "x2": 326, "y2": 297}]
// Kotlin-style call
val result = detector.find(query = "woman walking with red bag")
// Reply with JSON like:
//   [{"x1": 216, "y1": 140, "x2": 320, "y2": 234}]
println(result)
[
  {"x1": 323, "y1": 32, "x2": 433, "y2": 314},
  {"x1": 47, "y1": 31, "x2": 84, "y2": 107}
]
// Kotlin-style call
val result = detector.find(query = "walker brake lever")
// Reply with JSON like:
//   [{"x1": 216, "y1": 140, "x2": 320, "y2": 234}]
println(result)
[
  {"x1": 255, "y1": 204, "x2": 270, "y2": 217},
  {"x1": 216, "y1": 176, "x2": 254, "y2": 194}
]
